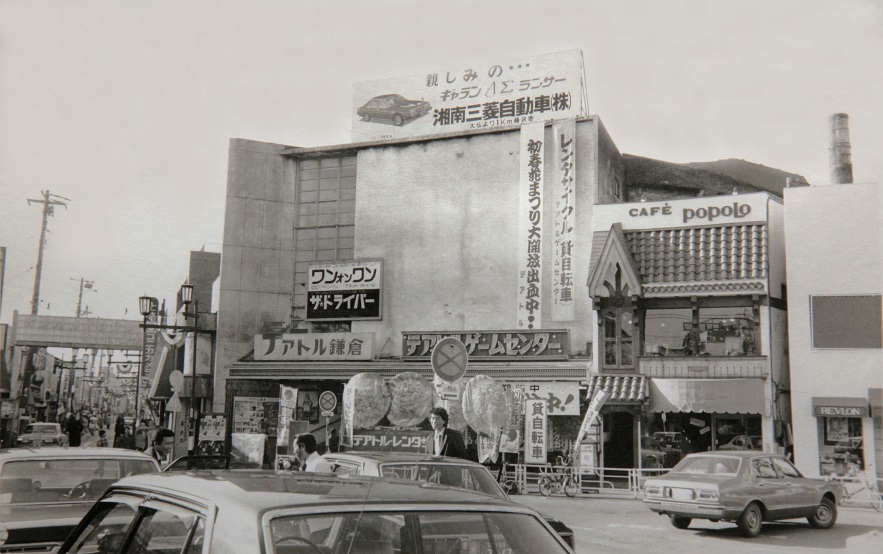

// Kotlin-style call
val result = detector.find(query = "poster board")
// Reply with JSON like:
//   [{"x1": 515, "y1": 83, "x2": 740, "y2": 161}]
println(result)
[{"x1": 197, "y1": 414, "x2": 226, "y2": 456}]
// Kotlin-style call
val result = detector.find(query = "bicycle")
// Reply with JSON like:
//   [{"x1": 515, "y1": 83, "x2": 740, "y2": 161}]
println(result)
[
  {"x1": 840, "y1": 474, "x2": 883, "y2": 512},
  {"x1": 538, "y1": 454, "x2": 579, "y2": 497}
]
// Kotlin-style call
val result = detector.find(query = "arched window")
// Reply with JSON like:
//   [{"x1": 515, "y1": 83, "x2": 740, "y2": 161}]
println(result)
[{"x1": 601, "y1": 265, "x2": 634, "y2": 371}]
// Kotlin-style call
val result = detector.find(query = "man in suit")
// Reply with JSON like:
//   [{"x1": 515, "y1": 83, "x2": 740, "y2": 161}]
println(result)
[{"x1": 426, "y1": 407, "x2": 466, "y2": 458}]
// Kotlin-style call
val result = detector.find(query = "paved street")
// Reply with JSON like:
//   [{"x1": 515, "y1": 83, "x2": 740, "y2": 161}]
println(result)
[{"x1": 514, "y1": 493, "x2": 883, "y2": 553}]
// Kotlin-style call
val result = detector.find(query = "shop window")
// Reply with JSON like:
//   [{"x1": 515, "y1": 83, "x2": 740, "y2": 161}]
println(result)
[
  {"x1": 818, "y1": 417, "x2": 864, "y2": 477},
  {"x1": 643, "y1": 306, "x2": 758, "y2": 357},
  {"x1": 811, "y1": 295, "x2": 883, "y2": 349}
]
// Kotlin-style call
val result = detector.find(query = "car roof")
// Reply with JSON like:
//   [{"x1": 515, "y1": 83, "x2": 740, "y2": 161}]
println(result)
[
  {"x1": 325, "y1": 451, "x2": 485, "y2": 466},
  {"x1": 110, "y1": 471, "x2": 522, "y2": 513},
  {"x1": 684, "y1": 451, "x2": 779, "y2": 459},
  {"x1": 0, "y1": 447, "x2": 157, "y2": 461}
]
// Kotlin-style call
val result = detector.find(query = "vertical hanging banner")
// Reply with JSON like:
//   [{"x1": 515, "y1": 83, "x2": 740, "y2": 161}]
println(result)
[
  {"x1": 518, "y1": 122, "x2": 545, "y2": 329},
  {"x1": 524, "y1": 397, "x2": 547, "y2": 464},
  {"x1": 576, "y1": 388, "x2": 610, "y2": 445},
  {"x1": 552, "y1": 119, "x2": 576, "y2": 321},
  {"x1": 277, "y1": 385, "x2": 298, "y2": 456}
]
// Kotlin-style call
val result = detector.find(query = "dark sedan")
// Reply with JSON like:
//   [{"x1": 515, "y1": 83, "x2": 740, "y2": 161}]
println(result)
[
  {"x1": 357, "y1": 94, "x2": 431, "y2": 126},
  {"x1": 643, "y1": 451, "x2": 843, "y2": 537},
  {"x1": 0, "y1": 447, "x2": 159, "y2": 552},
  {"x1": 57, "y1": 471, "x2": 573, "y2": 553}
]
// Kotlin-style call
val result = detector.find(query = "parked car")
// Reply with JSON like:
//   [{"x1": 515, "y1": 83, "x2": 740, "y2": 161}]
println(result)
[
  {"x1": 164, "y1": 454, "x2": 231, "y2": 472},
  {"x1": 0, "y1": 447, "x2": 160, "y2": 552},
  {"x1": 641, "y1": 435, "x2": 681, "y2": 468},
  {"x1": 357, "y1": 94, "x2": 431, "y2": 126},
  {"x1": 719, "y1": 434, "x2": 762, "y2": 451},
  {"x1": 56, "y1": 471, "x2": 573, "y2": 554},
  {"x1": 324, "y1": 450, "x2": 575, "y2": 550},
  {"x1": 16, "y1": 422, "x2": 66, "y2": 447},
  {"x1": 643, "y1": 451, "x2": 843, "y2": 537}
]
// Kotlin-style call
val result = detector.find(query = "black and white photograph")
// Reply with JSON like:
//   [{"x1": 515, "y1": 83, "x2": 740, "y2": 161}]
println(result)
[{"x1": 0, "y1": 1, "x2": 881, "y2": 552}]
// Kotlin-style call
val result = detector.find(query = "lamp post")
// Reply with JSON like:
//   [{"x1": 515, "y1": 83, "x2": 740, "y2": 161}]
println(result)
[
  {"x1": 136, "y1": 295, "x2": 153, "y2": 433},
  {"x1": 179, "y1": 283, "x2": 200, "y2": 454}
]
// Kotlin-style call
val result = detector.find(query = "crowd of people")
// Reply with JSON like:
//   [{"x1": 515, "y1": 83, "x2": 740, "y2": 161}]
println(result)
[{"x1": 53, "y1": 412, "x2": 175, "y2": 464}]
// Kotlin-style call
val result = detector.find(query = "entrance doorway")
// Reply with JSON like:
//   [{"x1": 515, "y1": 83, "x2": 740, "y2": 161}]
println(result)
[{"x1": 603, "y1": 411, "x2": 635, "y2": 468}]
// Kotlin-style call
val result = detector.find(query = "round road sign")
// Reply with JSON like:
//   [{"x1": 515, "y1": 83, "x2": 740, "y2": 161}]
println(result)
[
  {"x1": 431, "y1": 337, "x2": 468, "y2": 382},
  {"x1": 319, "y1": 391, "x2": 338, "y2": 413}
]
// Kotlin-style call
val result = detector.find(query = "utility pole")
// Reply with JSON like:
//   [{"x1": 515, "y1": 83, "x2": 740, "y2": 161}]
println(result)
[
  {"x1": 0, "y1": 246, "x2": 6, "y2": 320},
  {"x1": 71, "y1": 277, "x2": 96, "y2": 317},
  {"x1": 27, "y1": 191, "x2": 70, "y2": 315}
]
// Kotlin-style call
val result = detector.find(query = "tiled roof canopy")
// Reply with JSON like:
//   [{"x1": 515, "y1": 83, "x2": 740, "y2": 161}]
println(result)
[
  {"x1": 625, "y1": 224, "x2": 768, "y2": 284},
  {"x1": 587, "y1": 374, "x2": 647, "y2": 403}
]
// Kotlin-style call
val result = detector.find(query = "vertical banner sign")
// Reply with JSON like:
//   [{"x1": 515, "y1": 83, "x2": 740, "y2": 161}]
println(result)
[
  {"x1": 518, "y1": 122, "x2": 545, "y2": 329},
  {"x1": 552, "y1": 119, "x2": 576, "y2": 321},
  {"x1": 277, "y1": 386, "x2": 298, "y2": 456},
  {"x1": 576, "y1": 388, "x2": 610, "y2": 445},
  {"x1": 524, "y1": 398, "x2": 547, "y2": 464}
]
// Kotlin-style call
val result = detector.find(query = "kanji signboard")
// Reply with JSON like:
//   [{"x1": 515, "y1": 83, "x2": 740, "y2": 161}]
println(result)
[
  {"x1": 254, "y1": 332, "x2": 374, "y2": 361},
  {"x1": 352, "y1": 50, "x2": 587, "y2": 142},
  {"x1": 403, "y1": 330, "x2": 568, "y2": 360},
  {"x1": 306, "y1": 261, "x2": 382, "y2": 321}
]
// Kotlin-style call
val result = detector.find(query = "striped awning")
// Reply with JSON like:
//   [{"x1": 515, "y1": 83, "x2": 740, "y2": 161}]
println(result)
[{"x1": 587, "y1": 374, "x2": 647, "y2": 403}]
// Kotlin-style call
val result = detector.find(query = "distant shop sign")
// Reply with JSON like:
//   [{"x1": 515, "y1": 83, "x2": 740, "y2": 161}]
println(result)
[
  {"x1": 254, "y1": 332, "x2": 374, "y2": 361},
  {"x1": 402, "y1": 330, "x2": 568, "y2": 360},
  {"x1": 306, "y1": 261, "x2": 382, "y2": 321},
  {"x1": 352, "y1": 50, "x2": 587, "y2": 142}
]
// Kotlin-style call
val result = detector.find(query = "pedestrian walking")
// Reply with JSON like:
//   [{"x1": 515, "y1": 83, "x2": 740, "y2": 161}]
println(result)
[
  {"x1": 66, "y1": 412, "x2": 83, "y2": 447},
  {"x1": 145, "y1": 428, "x2": 175, "y2": 466},
  {"x1": 295, "y1": 434, "x2": 332, "y2": 472},
  {"x1": 96, "y1": 429, "x2": 108, "y2": 447},
  {"x1": 425, "y1": 407, "x2": 466, "y2": 459},
  {"x1": 116, "y1": 426, "x2": 136, "y2": 450}
]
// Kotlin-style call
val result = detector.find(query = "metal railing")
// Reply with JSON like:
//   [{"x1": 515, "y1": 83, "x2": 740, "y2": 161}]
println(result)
[
  {"x1": 499, "y1": 463, "x2": 671, "y2": 498},
  {"x1": 831, "y1": 473, "x2": 883, "y2": 512}
]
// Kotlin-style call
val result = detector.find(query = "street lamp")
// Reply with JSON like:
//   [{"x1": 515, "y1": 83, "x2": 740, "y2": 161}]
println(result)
[
  {"x1": 136, "y1": 295, "x2": 153, "y2": 433},
  {"x1": 179, "y1": 282, "x2": 200, "y2": 454}
]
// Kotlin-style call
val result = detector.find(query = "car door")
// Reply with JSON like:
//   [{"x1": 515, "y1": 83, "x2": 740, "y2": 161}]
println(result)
[
  {"x1": 750, "y1": 456, "x2": 791, "y2": 519},
  {"x1": 771, "y1": 456, "x2": 818, "y2": 517}
]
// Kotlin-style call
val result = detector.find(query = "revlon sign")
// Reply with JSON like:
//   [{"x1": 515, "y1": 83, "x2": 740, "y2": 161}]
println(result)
[{"x1": 814, "y1": 406, "x2": 867, "y2": 417}]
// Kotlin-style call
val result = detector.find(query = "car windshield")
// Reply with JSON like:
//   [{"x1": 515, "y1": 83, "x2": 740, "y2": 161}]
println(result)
[
  {"x1": 379, "y1": 463, "x2": 506, "y2": 499},
  {"x1": 670, "y1": 455, "x2": 741, "y2": 475},
  {"x1": 270, "y1": 510, "x2": 565, "y2": 554},
  {"x1": 0, "y1": 459, "x2": 157, "y2": 504},
  {"x1": 24, "y1": 424, "x2": 58, "y2": 434}
]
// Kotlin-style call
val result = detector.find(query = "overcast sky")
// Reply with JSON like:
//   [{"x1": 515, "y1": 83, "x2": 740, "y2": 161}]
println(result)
[{"x1": 1, "y1": 0, "x2": 881, "y2": 325}]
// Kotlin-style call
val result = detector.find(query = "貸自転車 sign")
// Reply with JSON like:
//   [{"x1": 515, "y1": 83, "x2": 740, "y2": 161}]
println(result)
[
  {"x1": 254, "y1": 332, "x2": 374, "y2": 361},
  {"x1": 402, "y1": 330, "x2": 568, "y2": 360},
  {"x1": 306, "y1": 261, "x2": 382, "y2": 321},
  {"x1": 351, "y1": 50, "x2": 587, "y2": 142},
  {"x1": 551, "y1": 119, "x2": 576, "y2": 322}
]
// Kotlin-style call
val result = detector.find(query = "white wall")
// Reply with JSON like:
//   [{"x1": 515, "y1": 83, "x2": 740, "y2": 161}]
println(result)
[
  {"x1": 352, "y1": 121, "x2": 604, "y2": 356},
  {"x1": 784, "y1": 182, "x2": 883, "y2": 476}
]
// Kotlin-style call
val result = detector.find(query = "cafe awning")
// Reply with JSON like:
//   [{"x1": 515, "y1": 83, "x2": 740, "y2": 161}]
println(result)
[{"x1": 649, "y1": 378, "x2": 766, "y2": 414}]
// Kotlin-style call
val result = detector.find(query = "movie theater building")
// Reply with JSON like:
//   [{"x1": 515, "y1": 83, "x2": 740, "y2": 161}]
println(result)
[
  {"x1": 214, "y1": 111, "x2": 623, "y2": 462},
  {"x1": 586, "y1": 193, "x2": 790, "y2": 469},
  {"x1": 784, "y1": 181, "x2": 882, "y2": 479}
]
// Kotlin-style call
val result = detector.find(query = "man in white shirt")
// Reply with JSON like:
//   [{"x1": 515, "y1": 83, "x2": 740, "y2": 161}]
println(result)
[{"x1": 296, "y1": 433, "x2": 332, "y2": 472}]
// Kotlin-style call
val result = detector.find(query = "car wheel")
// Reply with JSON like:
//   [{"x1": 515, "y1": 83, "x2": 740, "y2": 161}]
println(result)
[
  {"x1": 808, "y1": 498, "x2": 837, "y2": 529},
  {"x1": 362, "y1": 114, "x2": 370, "y2": 122},
  {"x1": 393, "y1": 113, "x2": 404, "y2": 126},
  {"x1": 538, "y1": 476, "x2": 553, "y2": 497},
  {"x1": 737, "y1": 502, "x2": 763, "y2": 538},
  {"x1": 669, "y1": 516, "x2": 691, "y2": 530}
]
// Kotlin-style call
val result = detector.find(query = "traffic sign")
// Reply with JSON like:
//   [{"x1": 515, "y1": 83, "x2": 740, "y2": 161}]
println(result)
[
  {"x1": 431, "y1": 337, "x2": 468, "y2": 382},
  {"x1": 319, "y1": 391, "x2": 338, "y2": 414}
]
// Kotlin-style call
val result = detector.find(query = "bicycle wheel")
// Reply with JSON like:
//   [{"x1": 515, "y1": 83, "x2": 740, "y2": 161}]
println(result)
[
  {"x1": 868, "y1": 484, "x2": 883, "y2": 512},
  {"x1": 538, "y1": 476, "x2": 553, "y2": 497},
  {"x1": 564, "y1": 475, "x2": 579, "y2": 497}
]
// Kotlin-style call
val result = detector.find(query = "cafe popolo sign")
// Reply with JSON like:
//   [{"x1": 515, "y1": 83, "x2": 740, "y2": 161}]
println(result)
[{"x1": 352, "y1": 50, "x2": 587, "y2": 142}]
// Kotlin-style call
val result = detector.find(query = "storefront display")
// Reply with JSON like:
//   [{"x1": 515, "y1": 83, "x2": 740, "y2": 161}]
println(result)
[{"x1": 642, "y1": 412, "x2": 762, "y2": 468}]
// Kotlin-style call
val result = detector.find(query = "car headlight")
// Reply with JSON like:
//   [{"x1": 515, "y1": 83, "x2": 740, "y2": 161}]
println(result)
[
  {"x1": 0, "y1": 524, "x2": 8, "y2": 546},
  {"x1": 697, "y1": 489, "x2": 719, "y2": 501}
]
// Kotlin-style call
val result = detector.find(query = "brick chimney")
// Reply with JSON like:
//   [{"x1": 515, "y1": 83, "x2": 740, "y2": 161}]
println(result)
[{"x1": 829, "y1": 113, "x2": 854, "y2": 184}]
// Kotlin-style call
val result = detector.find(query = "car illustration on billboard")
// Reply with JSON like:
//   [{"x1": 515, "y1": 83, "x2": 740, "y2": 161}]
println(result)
[{"x1": 357, "y1": 94, "x2": 431, "y2": 126}]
